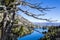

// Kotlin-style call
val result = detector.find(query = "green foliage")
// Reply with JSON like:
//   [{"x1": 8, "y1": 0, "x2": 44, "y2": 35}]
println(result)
[
  {"x1": 14, "y1": 19, "x2": 18, "y2": 24},
  {"x1": 0, "y1": 0, "x2": 16, "y2": 7},
  {"x1": 12, "y1": 25, "x2": 32, "y2": 37},
  {"x1": 5, "y1": 0, "x2": 15, "y2": 6},
  {"x1": 40, "y1": 26, "x2": 60, "y2": 40}
]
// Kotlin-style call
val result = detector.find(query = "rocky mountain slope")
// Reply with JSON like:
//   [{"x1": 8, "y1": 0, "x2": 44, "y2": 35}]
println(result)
[{"x1": 0, "y1": 13, "x2": 34, "y2": 38}]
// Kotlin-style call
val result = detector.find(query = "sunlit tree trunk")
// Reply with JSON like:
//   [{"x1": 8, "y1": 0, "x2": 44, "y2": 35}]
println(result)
[{"x1": 0, "y1": 4, "x2": 17, "y2": 40}]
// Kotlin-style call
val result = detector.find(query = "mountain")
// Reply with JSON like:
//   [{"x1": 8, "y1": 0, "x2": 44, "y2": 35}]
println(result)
[
  {"x1": 33, "y1": 22, "x2": 60, "y2": 27},
  {"x1": 15, "y1": 14, "x2": 34, "y2": 28},
  {"x1": 0, "y1": 13, "x2": 34, "y2": 38}
]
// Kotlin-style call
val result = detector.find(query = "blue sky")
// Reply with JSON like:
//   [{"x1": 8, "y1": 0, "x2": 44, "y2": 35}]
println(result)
[{"x1": 18, "y1": 0, "x2": 60, "y2": 22}]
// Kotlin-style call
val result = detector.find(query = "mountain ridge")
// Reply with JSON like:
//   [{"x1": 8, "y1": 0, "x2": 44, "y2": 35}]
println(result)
[{"x1": 33, "y1": 22, "x2": 60, "y2": 27}]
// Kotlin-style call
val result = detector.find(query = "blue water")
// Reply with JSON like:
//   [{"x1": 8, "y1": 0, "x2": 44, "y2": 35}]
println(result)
[{"x1": 18, "y1": 29, "x2": 48, "y2": 40}]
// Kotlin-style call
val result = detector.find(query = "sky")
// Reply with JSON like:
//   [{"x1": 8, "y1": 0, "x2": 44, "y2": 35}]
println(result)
[{"x1": 17, "y1": 0, "x2": 60, "y2": 23}]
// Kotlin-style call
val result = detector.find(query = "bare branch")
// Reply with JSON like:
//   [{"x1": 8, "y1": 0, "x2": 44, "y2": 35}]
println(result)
[
  {"x1": 8, "y1": 0, "x2": 55, "y2": 12},
  {"x1": 20, "y1": 1, "x2": 55, "y2": 12},
  {"x1": 18, "y1": 8, "x2": 57, "y2": 22},
  {"x1": 18, "y1": 8, "x2": 46, "y2": 17}
]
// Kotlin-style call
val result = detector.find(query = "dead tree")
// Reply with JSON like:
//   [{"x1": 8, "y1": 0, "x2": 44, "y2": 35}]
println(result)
[{"x1": 0, "y1": 0, "x2": 57, "y2": 40}]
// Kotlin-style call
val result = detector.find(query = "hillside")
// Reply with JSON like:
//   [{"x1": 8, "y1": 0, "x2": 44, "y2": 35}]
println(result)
[{"x1": 0, "y1": 13, "x2": 34, "y2": 38}]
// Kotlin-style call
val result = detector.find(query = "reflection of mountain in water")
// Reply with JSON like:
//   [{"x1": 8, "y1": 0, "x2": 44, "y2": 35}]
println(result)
[{"x1": 33, "y1": 22, "x2": 60, "y2": 27}]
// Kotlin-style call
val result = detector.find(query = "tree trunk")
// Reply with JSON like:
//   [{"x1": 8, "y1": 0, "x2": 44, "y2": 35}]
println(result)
[
  {"x1": 1, "y1": 9, "x2": 17, "y2": 40},
  {"x1": 1, "y1": 13, "x2": 8, "y2": 40}
]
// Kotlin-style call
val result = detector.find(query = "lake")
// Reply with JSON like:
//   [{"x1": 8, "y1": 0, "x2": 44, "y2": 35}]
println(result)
[{"x1": 18, "y1": 28, "x2": 48, "y2": 40}]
